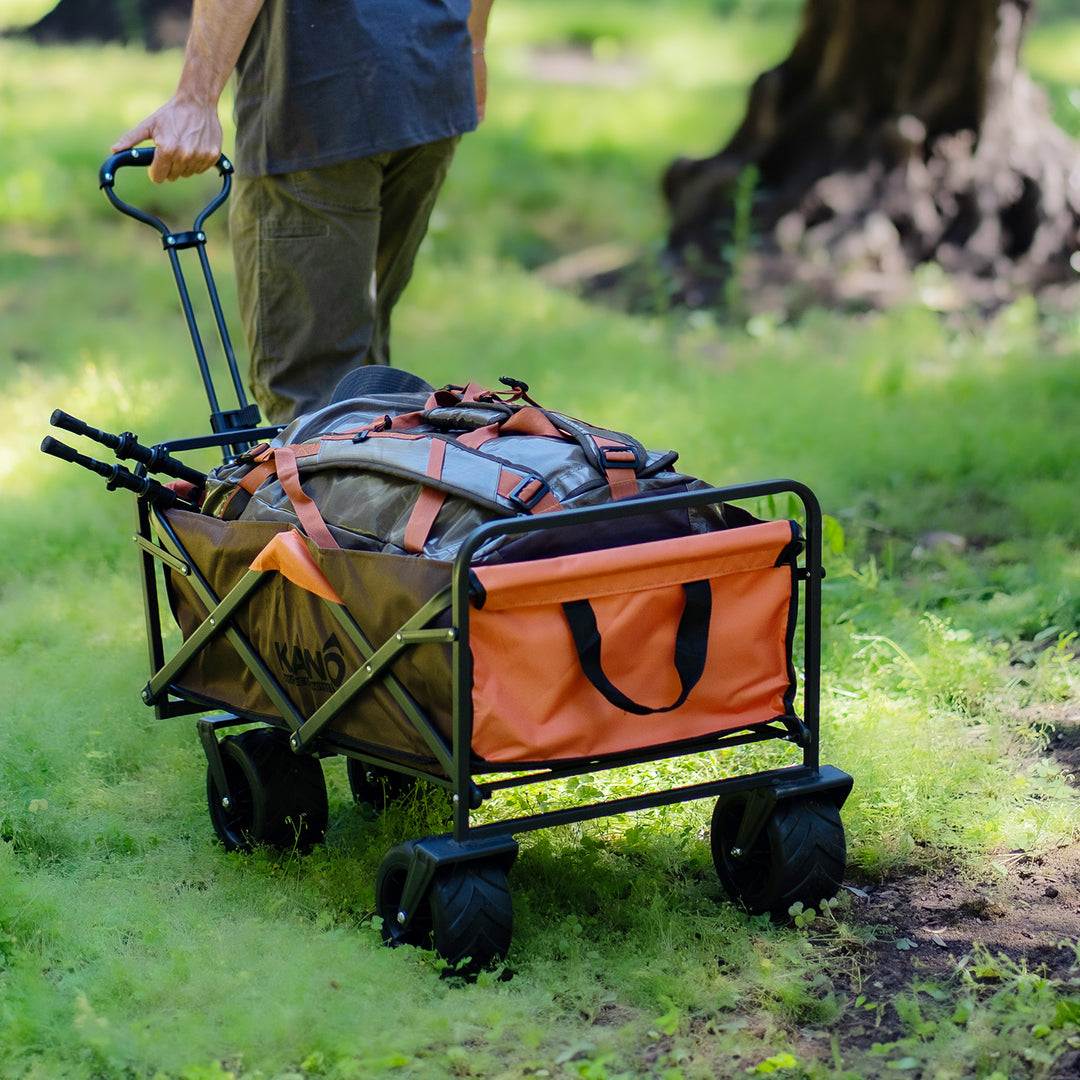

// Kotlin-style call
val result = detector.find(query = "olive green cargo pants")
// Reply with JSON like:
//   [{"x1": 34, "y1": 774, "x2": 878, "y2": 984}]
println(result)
[{"x1": 229, "y1": 136, "x2": 459, "y2": 424}]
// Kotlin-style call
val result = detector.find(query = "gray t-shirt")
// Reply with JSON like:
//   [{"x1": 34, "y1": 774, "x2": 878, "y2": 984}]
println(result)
[{"x1": 233, "y1": 0, "x2": 478, "y2": 176}]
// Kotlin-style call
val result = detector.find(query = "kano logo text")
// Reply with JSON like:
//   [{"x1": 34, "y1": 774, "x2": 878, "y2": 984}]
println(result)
[{"x1": 273, "y1": 633, "x2": 347, "y2": 693}]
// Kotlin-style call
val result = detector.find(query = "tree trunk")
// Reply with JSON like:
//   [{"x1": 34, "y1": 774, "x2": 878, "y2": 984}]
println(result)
[
  {"x1": 658, "y1": 0, "x2": 1080, "y2": 315},
  {"x1": 15, "y1": 0, "x2": 191, "y2": 49}
]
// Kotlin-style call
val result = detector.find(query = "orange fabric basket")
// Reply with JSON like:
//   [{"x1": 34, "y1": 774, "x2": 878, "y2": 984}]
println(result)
[{"x1": 468, "y1": 519, "x2": 800, "y2": 764}]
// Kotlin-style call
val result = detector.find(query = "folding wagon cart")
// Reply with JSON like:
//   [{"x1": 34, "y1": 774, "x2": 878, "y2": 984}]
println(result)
[{"x1": 43, "y1": 151, "x2": 853, "y2": 972}]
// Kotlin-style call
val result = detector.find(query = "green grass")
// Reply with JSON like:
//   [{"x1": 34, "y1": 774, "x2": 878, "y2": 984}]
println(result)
[{"x1": 3, "y1": 3, "x2": 1080, "y2": 1077}]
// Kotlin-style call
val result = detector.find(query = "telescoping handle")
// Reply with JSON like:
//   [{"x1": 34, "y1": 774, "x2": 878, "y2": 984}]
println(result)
[
  {"x1": 98, "y1": 148, "x2": 261, "y2": 453},
  {"x1": 99, "y1": 147, "x2": 233, "y2": 240}
]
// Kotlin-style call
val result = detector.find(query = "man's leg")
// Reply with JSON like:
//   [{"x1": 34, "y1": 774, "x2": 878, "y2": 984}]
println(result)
[
  {"x1": 230, "y1": 158, "x2": 384, "y2": 424},
  {"x1": 370, "y1": 136, "x2": 460, "y2": 365}
]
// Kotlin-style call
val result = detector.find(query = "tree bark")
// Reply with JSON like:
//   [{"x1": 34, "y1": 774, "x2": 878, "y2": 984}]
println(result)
[
  {"x1": 14, "y1": 0, "x2": 191, "y2": 50},
  {"x1": 658, "y1": 0, "x2": 1080, "y2": 315}
]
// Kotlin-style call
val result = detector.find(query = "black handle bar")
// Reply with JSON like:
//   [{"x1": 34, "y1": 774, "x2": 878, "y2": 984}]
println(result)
[
  {"x1": 96, "y1": 147, "x2": 260, "y2": 455},
  {"x1": 41, "y1": 436, "x2": 201, "y2": 512},
  {"x1": 99, "y1": 147, "x2": 233, "y2": 238},
  {"x1": 50, "y1": 409, "x2": 207, "y2": 487}
]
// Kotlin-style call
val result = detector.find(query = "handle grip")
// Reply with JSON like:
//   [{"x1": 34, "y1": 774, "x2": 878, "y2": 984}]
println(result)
[
  {"x1": 99, "y1": 148, "x2": 233, "y2": 236},
  {"x1": 99, "y1": 145, "x2": 158, "y2": 185},
  {"x1": 49, "y1": 410, "x2": 206, "y2": 487},
  {"x1": 41, "y1": 436, "x2": 199, "y2": 511},
  {"x1": 562, "y1": 581, "x2": 712, "y2": 715},
  {"x1": 50, "y1": 408, "x2": 118, "y2": 446},
  {"x1": 40, "y1": 434, "x2": 86, "y2": 467},
  {"x1": 98, "y1": 146, "x2": 233, "y2": 186}
]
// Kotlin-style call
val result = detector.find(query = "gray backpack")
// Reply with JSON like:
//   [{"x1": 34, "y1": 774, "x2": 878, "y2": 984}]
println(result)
[{"x1": 201, "y1": 377, "x2": 746, "y2": 562}]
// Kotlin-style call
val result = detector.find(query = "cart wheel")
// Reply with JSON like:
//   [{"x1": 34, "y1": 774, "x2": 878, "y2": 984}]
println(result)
[
  {"x1": 375, "y1": 844, "x2": 513, "y2": 974},
  {"x1": 346, "y1": 758, "x2": 417, "y2": 815},
  {"x1": 206, "y1": 727, "x2": 328, "y2": 853},
  {"x1": 710, "y1": 793, "x2": 846, "y2": 917}
]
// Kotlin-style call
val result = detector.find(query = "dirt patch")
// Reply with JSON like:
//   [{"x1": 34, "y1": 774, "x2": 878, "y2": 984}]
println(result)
[
  {"x1": 847, "y1": 840, "x2": 1080, "y2": 992},
  {"x1": 832, "y1": 703, "x2": 1080, "y2": 1072}
]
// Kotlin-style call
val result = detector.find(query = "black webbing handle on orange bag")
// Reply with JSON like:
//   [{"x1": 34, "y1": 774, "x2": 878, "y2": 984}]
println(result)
[{"x1": 561, "y1": 580, "x2": 712, "y2": 715}]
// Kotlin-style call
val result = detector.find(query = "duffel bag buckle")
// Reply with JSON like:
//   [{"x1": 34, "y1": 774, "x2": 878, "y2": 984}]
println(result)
[
  {"x1": 508, "y1": 474, "x2": 551, "y2": 512},
  {"x1": 600, "y1": 444, "x2": 638, "y2": 469}
]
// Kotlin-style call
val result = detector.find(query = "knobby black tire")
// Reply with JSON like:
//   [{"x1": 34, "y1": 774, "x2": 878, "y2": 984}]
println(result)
[
  {"x1": 376, "y1": 845, "x2": 513, "y2": 974},
  {"x1": 710, "y1": 794, "x2": 846, "y2": 917},
  {"x1": 206, "y1": 727, "x2": 328, "y2": 853},
  {"x1": 346, "y1": 758, "x2": 417, "y2": 815}
]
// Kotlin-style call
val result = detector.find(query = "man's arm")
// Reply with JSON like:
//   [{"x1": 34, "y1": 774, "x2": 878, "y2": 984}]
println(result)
[
  {"x1": 111, "y1": 0, "x2": 265, "y2": 183},
  {"x1": 469, "y1": 0, "x2": 495, "y2": 122}
]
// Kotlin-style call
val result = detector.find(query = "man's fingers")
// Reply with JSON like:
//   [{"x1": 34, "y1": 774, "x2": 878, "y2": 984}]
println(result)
[
  {"x1": 110, "y1": 99, "x2": 222, "y2": 184},
  {"x1": 108, "y1": 114, "x2": 173, "y2": 183},
  {"x1": 110, "y1": 119, "x2": 152, "y2": 154},
  {"x1": 148, "y1": 151, "x2": 175, "y2": 184}
]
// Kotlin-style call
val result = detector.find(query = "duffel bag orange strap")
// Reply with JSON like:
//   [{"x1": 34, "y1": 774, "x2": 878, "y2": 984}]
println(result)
[
  {"x1": 219, "y1": 443, "x2": 314, "y2": 517},
  {"x1": 562, "y1": 580, "x2": 711, "y2": 714},
  {"x1": 503, "y1": 407, "x2": 564, "y2": 438},
  {"x1": 497, "y1": 469, "x2": 563, "y2": 514},
  {"x1": 238, "y1": 459, "x2": 277, "y2": 495},
  {"x1": 272, "y1": 446, "x2": 340, "y2": 549},
  {"x1": 242, "y1": 440, "x2": 321, "y2": 487},
  {"x1": 406, "y1": 440, "x2": 565, "y2": 553},
  {"x1": 319, "y1": 411, "x2": 427, "y2": 440},
  {"x1": 456, "y1": 405, "x2": 566, "y2": 450},
  {"x1": 404, "y1": 439, "x2": 448, "y2": 553},
  {"x1": 590, "y1": 436, "x2": 640, "y2": 500},
  {"x1": 423, "y1": 383, "x2": 492, "y2": 409}
]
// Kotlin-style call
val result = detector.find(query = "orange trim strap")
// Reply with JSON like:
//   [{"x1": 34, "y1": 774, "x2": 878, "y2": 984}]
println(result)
[
  {"x1": 404, "y1": 439, "x2": 449, "y2": 553},
  {"x1": 271, "y1": 446, "x2": 340, "y2": 549},
  {"x1": 591, "y1": 436, "x2": 640, "y2": 500}
]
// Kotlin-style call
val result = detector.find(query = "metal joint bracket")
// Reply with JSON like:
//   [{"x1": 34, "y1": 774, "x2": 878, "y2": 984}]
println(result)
[
  {"x1": 731, "y1": 765, "x2": 854, "y2": 859},
  {"x1": 162, "y1": 230, "x2": 207, "y2": 251},
  {"x1": 195, "y1": 715, "x2": 253, "y2": 810},
  {"x1": 395, "y1": 834, "x2": 519, "y2": 931},
  {"x1": 783, "y1": 718, "x2": 813, "y2": 747},
  {"x1": 211, "y1": 403, "x2": 263, "y2": 434}
]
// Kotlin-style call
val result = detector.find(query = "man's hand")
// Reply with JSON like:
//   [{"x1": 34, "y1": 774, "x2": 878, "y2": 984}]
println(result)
[
  {"x1": 111, "y1": 96, "x2": 223, "y2": 184},
  {"x1": 109, "y1": 0, "x2": 264, "y2": 183}
]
